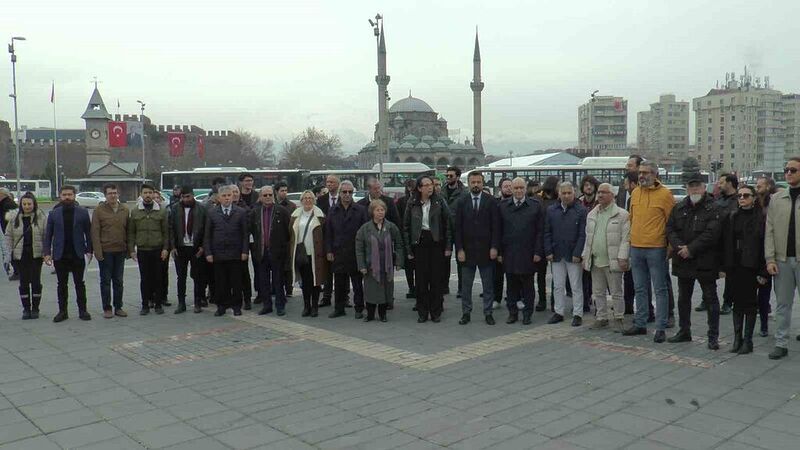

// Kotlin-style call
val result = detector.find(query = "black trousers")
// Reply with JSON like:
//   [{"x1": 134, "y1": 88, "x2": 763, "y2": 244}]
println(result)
[
  {"x1": 137, "y1": 250, "x2": 163, "y2": 308},
  {"x1": 493, "y1": 260, "x2": 505, "y2": 302},
  {"x1": 161, "y1": 257, "x2": 169, "y2": 302},
  {"x1": 54, "y1": 257, "x2": 87, "y2": 311},
  {"x1": 297, "y1": 259, "x2": 320, "y2": 305},
  {"x1": 414, "y1": 231, "x2": 444, "y2": 319},
  {"x1": 256, "y1": 249, "x2": 286, "y2": 311},
  {"x1": 729, "y1": 267, "x2": 759, "y2": 313},
  {"x1": 506, "y1": 273, "x2": 535, "y2": 314},
  {"x1": 405, "y1": 256, "x2": 416, "y2": 294},
  {"x1": 582, "y1": 270, "x2": 592, "y2": 310},
  {"x1": 677, "y1": 277, "x2": 719, "y2": 339},
  {"x1": 535, "y1": 260, "x2": 547, "y2": 305},
  {"x1": 334, "y1": 271, "x2": 364, "y2": 312},
  {"x1": 241, "y1": 259, "x2": 252, "y2": 304},
  {"x1": 722, "y1": 276, "x2": 733, "y2": 308},
  {"x1": 174, "y1": 246, "x2": 206, "y2": 307},
  {"x1": 17, "y1": 256, "x2": 43, "y2": 309},
  {"x1": 624, "y1": 270, "x2": 635, "y2": 313},
  {"x1": 321, "y1": 266, "x2": 333, "y2": 302},
  {"x1": 214, "y1": 260, "x2": 244, "y2": 311}
]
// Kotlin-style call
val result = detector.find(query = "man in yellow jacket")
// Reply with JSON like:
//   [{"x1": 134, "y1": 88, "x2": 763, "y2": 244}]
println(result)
[{"x1": 622, "y1": 161, "x2": 675, "y2": 343}]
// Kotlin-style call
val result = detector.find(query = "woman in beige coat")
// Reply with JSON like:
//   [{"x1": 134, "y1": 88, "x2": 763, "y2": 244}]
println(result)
[
  {"x1": 4, "y1": 193, "x2": 47, "y2": 319},
  {"x1": 289, "y1": 191, "x2": 328, "y2": 317}
]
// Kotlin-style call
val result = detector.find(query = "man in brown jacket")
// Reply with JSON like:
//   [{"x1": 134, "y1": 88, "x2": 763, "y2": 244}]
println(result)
[{"x1": 91, "y1": 183, "x2": 130, "y2": 318}]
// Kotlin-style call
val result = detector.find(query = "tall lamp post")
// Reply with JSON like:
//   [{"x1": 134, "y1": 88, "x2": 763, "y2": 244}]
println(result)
[
  {"x1": 136, "y1": 100, "x2": 146, "y2": 183},
  {"x1": 8, "y1": 36, "x2": 26, "y2": 196},
  {"x1": 369, "y1": 13, "x2": 389, "y2": 182}
]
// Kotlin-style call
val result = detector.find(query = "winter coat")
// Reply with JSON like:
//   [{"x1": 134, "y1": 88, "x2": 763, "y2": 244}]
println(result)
[
  {"x1": 403, "y1": 194, "x2": 452, "y2": 256},
  {"x1": 630, "y1": 182, "x2": 674, "y2": 248},
  {"x1": 498, "y1": 197, "x2": 545, "y2": 274},
  {"x1": 43, "y1": 203, "x2": 92, "y2": 260},
  {"x1": 454, "y1": 191, "x2": 501, "y2": 266},
  {"x1": 356, "y1": 195, "x2": 401, "y2": 227},
  {"x1": 765, "y1": 188, "x2": 800, "y2": 263},
  {"x1": 204, "y1": 203, "x2": 249, "y2": 262},
  {"x1": 581, "y1": 204, "x2": 630, "y2": 272},
  {"x1": 355, "y1": 220, "x2": 405, "y2": 305},
  {"x1": 168, "y1": 201, "x2": 207, "y2": 250},
  {"x1": 127, "y1": 200, "x2": 169, "y2": 253},
  {"x1": 4, "y1": 209, "x2": 47, "y2": 259},
  {"x1": 666, "y1": 194, "x2": 722, "y2": 279},
  {"x1": 544, "y1": 201, "x2": 587, "y2": 262},
  {"x1": 325, "y1": 202, "x2": 369, "y2": 273},
  {"x1": 249, "y1": 203, "x2": 291, "y2": 263},
  {"x1": 722, "y1": 207, "x2": 767, "y2": 275},
  {"x1": 91, "y1": 201, "x2": 129, "y2": 259},
  {"x1": 289, "y1": 206, "x2": 328, "y2": 287}
]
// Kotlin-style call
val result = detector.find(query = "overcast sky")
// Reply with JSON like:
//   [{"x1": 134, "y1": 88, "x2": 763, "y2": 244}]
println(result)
[{"x1": 2, "y1": 0, "x2": 799, "y2": 155}]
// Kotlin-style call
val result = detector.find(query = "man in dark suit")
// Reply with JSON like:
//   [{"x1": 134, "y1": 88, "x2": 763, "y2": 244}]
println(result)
[
  {"x1": 168, "y1": 186, "x2": 207, "y2": 314},
  {"x1": 356, "y1": 178, "x2": 400, "y2": 226},
  {"x1": 250, "y1": 186, "x2": 291, "y2": 316},
  {"x1": 455, "y1": 172, "x2": 501, "y2": 325},
  {"x1": 204, "y1": 185, "x2": 250, "y2": 316},
  {"x1": 315, "y1": 175, "x2": 340, "y2": 307}
]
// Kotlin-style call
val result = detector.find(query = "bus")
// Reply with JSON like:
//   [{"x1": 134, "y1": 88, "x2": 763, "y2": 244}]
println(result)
[
  {"x1": 160, "y1": 167, "x2": 307, "y2": 195},
  {"x1": 658, "y1": 170, "x2": 712, "y2": 186},
  {"x1": 466, "y1": 157, "x2": 629, "y2": 193},
  {"x1": 0, "y1": 178, "x2": 52, "y2": 201},
  {"x1": 307, "y1": 163, "x2": 436, "y2": 196}
]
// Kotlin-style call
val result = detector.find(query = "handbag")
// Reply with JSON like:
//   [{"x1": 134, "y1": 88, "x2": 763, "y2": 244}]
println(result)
[{"x1": 294, "y1": 214, "x2": 314, "y2": 268}]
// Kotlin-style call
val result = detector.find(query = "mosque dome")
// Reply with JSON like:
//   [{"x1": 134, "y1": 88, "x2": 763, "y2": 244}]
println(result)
[{"x1": 389, "y1": 95, "x2": 435, "y2": 113}]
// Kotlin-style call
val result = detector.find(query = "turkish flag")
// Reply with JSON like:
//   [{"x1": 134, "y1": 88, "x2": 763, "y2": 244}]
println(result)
[
  {"x1": 108, "y1": 121, "x2": 127, "y2": 147},
  {"x1": 197, "y1": 135, "x2": 205, "y2": 159},
  {"x1": 168, "y1": 132, "x2": 186, "y2": 157},
  {"x1": 614, "y1": 99, "x2": 623, "y2": 112}
]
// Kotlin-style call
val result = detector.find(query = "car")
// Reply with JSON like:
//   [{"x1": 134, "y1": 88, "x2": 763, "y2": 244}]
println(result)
[
  {"x1": 665, "y1": 185, "x2": 687, "y2": 203},
  {"x1": 75, "y1": 191, "x2": 105, "y2": 208},
  {"x1": 195, "y1": 192, "x2": 211, "y2": 203}
]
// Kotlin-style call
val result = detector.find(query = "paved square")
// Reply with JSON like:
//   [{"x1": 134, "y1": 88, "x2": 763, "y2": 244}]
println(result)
[{"x1": 1, "y1": 261, "x2": 799, "y2": 449}]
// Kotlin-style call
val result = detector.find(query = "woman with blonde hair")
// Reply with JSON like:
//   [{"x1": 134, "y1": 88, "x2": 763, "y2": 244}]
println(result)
[
  {"x1": 4, "y1": 192, "x2": 47, "y2": 319},
  {"x1": 289, "y1": 190, "x2": 328, "y2": 317},
  {"x1": 356, "y1": 199, "x2": 404, "y2": 322}
]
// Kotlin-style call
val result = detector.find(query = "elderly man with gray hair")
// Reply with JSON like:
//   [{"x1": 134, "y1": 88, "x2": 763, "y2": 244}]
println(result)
[{"x1": 581, "y1": 183, "x2": 630, "y2": 331}]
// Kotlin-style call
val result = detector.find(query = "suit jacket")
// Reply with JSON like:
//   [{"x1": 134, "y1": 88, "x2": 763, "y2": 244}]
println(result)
[
  {"x1": 204, "y1": 204, "x2": 249, "y2": 261},
  {"x1": 249, "y1": 203, "x2": 291, "y2": 263},
  {"x1": 43, "y1": 203, "x2": 92, "y2": 260},
  {"x1": 454, "y1": 191, "x2": 501, "y2": 266},
  {"x1": 356, "y1": 195, "x2": 400, "y2": 226},
  {"x1": 325, "y1": 202, "x2": 369, "y2": 273},
  {"x1": 168, "y1": 201, "x2": 207, "y2": 250},
  {"x1": 316, "y1": 193, "x2": 339, "y2": 216}
]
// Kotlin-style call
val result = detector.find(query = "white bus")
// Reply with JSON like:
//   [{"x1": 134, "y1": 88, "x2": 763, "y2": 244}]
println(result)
[
  {"x1": 160, "y1": 167, "x2": 308, "y2": 196},
  {"x1": 307, "y1": 163, "x2": 436, "y2": 196},
  {"x1": 0, "y1": 178, "x2": 52, "y2": 201}
]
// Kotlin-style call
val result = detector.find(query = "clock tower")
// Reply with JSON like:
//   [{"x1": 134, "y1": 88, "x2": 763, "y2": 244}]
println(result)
[{"x1": 82, "y1": 84, "x2": 111, "y2": 165}]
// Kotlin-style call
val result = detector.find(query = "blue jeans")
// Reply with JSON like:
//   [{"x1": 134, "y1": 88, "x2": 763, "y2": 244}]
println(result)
[
  {"x1": 630, "y1": 247, "x2": 669, "y2": 330},
  {"x1": 98, "y1": 251, "x2": 125, "y2": 310},
  {"x1": 461, "y1": 262, "x2": 494, "y2": 315}
]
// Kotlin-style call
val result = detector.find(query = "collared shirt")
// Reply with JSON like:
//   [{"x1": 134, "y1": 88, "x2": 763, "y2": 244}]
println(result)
[
  {"x1": 222, "y1": 205, "x2": 231, "y2": 216},
  {"x1": 514, "y1": 197, "x2": 524, "y2": 208},
  {"x1": 591, "y1": 204, "x2": 614, "y2": 267},
  {"x1": 421, "y1": 200, "x2": 431, "y2": 231},
  {"x1": 329, "y1": 195, "x2": 338, "y2": 209}
]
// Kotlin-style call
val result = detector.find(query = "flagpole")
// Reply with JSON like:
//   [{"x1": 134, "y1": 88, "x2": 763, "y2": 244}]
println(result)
[{"x1": 52, "y1": 81, "x2": 59, "y2": 195}]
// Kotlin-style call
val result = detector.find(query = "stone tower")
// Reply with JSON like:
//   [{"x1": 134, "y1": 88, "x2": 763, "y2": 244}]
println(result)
[
  {"x1": 470, "y1": 29, "x2": 484, "y2": 153},
  {"x1": 81, "y1": 83, "x2": 111, "y2": 165},
  {"x1": 376, "y1": 23, "x2": 391, "y2": 173}
]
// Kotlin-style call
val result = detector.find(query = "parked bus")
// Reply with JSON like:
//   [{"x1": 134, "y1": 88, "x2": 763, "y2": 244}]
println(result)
[
  {"x1": 160, "y1": 167, "x2": 307, "y2": 195},
  {"x1": 0, "y1": 178, "x2": 52, "y2": 201},
  {"x1": 307, "y1": 163, "x2": 436, "y2": 196}
]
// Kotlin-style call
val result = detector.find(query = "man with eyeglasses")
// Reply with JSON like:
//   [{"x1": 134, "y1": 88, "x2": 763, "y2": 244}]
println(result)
[
  {"x1": 327, "y1": 180, "x2": 369, "y2": 318},
  {"x1": 443, "y1": 166, "x2": 467, "y2": 297},
  {"x1": 665, "y1": 165, "x2": 723, "y2": 350},
  {"x1": 623, "y1": 161, "x2": 675, "y2": 342},
  {"x1": 250, "y1": 186, "x2": 291, "y2": 315},
  {"x1": 765, "y1": 157, "x2": 800, "y2": 359}
]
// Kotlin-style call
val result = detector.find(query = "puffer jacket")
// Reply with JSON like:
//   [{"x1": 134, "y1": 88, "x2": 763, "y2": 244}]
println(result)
[
  {"x1": 4, "y1": 209, "x2": 47, "y2": 259},
  {"x1": 666, "y1": 193, "x2": 722, "y2": 278},
  {"x1": 127, "y1": 199, "x2": 168, "y2": 253},
  {"x1": 581, "y1": 203, "x2": 630, "y2": 272}
]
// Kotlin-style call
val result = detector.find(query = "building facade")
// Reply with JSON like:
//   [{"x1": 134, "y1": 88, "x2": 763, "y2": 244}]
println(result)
[
  {"x1": 636, "y1": 94, "x2": 690, "y2": 169},
  {"x1": 578, "y1": 95, "x2": 628, "y2": 157},
  {"x1": 783, "y1": 94, "x2": 800, "y2": 159},
  {"x1": 693, "y1": 72, "x2": 784, "y2": 175}
]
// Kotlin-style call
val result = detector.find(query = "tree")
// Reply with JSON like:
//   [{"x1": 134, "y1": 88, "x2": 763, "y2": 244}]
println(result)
[
  {"x1": 237, "y1": 130, "x2": 275, "y2": 167},
  {"x1": 279, "y1": 127, "x2": 346, "y2": 169}
]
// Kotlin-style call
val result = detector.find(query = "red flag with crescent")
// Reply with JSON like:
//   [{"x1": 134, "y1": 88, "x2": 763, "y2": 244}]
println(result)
[
  {"x1": 168, "y1": 132, "x2": 186, "y2": 157},
  {"x1": 108, "y1": 121, "x2": 127, "y2": 147},
  {"x1": 197, "y1": 135, "x2": 205, "y2": 159}
]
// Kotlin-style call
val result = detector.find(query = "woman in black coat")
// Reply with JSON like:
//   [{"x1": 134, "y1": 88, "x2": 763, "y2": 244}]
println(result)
[{"x1": 721, "y1": 185, "x2": 766, "y2": 355}]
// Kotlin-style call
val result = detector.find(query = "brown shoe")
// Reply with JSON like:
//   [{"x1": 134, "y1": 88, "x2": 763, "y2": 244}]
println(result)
[
  {"x1": 590, "y1": 319, "x2": 609, "y2": 329},
  {"x1": 114, "y1": 309, "x2": 128, "y2": 317},
  {"x1": 103, "y1": 310, "x2": 113, "y2": 319}
]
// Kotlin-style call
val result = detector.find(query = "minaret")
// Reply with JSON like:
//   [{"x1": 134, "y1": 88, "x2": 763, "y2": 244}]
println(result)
[
  {"x1": 81, "y1": 82, "x2": 112, "y2": 165},
  {"x1": 470, "y1": 29, "x2": 484, "y2": 154},
  {"x1": 375, "y1": 22, "x2": 391, "y2": 175}
]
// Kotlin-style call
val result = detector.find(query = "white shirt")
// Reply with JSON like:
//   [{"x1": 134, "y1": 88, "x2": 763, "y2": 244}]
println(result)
[
  {"x1": 329, "y1": 195, "x2": 337, "y2": 208},
  {"x1": 421, "y1": 200, "x2": 431, "y2": 231},
  {"x1": 297, "y1": 210, "x2": 315, "y2": 255},
  {"x1": 182, "y1": 207, "x2": 193, "y2": 246},
  {"x1": 222, "y1": 205, "x2": 231, "y2": 216}
]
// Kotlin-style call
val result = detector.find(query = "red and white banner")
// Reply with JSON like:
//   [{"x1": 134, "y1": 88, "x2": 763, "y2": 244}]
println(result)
[
  {"x1": 197, "y1": 135, "x2": 205, "y2": 159},
  {"x1": 168, "y1": 132, "x2": 186, "y2": 157},
  {"x1": 108, "y1": 121, "x2": 127, "y2": 147}
]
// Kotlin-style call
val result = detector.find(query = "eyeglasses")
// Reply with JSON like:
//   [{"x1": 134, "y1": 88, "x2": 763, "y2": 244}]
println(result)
[
  {"x1": 737, "y1": 193, "x2": 753, "y2": 199},
  {"x1": 261, "y1": 193, "x2": 273, "y2": 197},
  {"x1": 340, "y1": 190, "x2": 353, "y2": 194},
  {"x1": 784, "y1": 167, "x2": 799, "y2": 174}
]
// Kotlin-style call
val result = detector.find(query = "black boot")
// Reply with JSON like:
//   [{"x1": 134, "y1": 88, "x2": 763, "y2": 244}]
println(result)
[
  {"x1": 364, "y1": 303, "x2": 376, "y2": 322},
  {"x1": 310, "y1": 289, "x2": 319, "y2": 317},
  {"x1": 378, "y1": 304, "x2": 387, "y2": 322},
  {"x1": 53, "y1": 299, "x2": 69, "y2": 323},
  {"x1": 31, "y1": 286, "x2": 41, "y2": 319},
  {"x1": 174, "y1": 300, "x2": 187, "y2": 314},
  {"x1": 730, "y1": 310, "x2": 744, "y2": 353},
  {"x1": 301, "y1": 293, "x2": 311, "y2": 317},
  {"x1": 739, "y1": 312, "x2": 756, "y2": 354},
  {"x1": 20, "y1": 286, "x2": 32, "y2": 320}
]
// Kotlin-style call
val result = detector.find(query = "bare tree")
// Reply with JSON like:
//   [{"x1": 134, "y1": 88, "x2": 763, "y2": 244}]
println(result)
[
  {"x1": 237, "y1": 129, "x2": 276, "y2": 167},
  {"x1": 279, "y1": 127, "x2": 346, "y2": 169}
]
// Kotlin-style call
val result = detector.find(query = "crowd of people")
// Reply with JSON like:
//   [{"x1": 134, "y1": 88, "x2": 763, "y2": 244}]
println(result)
[{"x1": 2, "y1": 156, "x2": 800, "y2": 360}]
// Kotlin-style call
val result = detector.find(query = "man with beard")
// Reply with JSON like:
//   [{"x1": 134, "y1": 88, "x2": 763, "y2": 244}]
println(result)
[
  {"x1": 43, "y1": 185, "x2": 93, "y2": 322},
  {"x1": 238, "y1": 172, "x2": 259, "y2": 208},
  {"x1": 128, "y1": 184, "x2": 169, "y2": 315},
  {"x1": 316, "y1": 175, "x2": 340, "y2": 307},
  {"x1": 579, "y1": 175, "x2": 600, "y2": 313},
  {"x1": 712, "y1": 172, "x2": 739, "y2": 316},
  {"x1": 443, "y1": 166, "x2": 467, "y2": 297},
  {"x1": 666, "y1": 166, "x2": 723, "y2": 350},
  {"x1": 169, "y1": 186, "x2": 207, "y2": 314},
  {"x1": 454, "y1": 172, "x2": 500, "y2": 325}
]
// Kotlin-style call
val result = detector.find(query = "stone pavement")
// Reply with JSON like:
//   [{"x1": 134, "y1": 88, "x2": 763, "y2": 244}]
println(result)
[{"x1": 1, "y1": 261, "x2": 800, "y2": 449}]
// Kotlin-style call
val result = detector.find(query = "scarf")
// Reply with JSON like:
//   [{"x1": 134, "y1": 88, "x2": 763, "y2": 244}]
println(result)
[{"x1": 369, "y1": 223, "x2": 394, "y2": 282}]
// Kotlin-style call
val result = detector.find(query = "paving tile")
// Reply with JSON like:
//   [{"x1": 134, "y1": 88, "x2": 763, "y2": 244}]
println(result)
[
  {"x1": 111, "y1": 409, "x2": 181, "y2": 433},
  {"x1": 732, "y1": 424, "x2": 800, "y2": 450},
  {"x1": 32, "y1": 407, "x2": 103, "y2": 433},
  {"x1": 47, "y1": 422, "x2": 123, "y2": 448},
  {"x1": 132, "y1": 423, "x2": 206, "y2": 449},
  {"x1": 215, "y1": 423, "x2": 290, "y2": 449},
  {"x1": 647, "y1": 424, "x2": 723, "y2": 450},
  {"x1": 77, "y1": 435, "x2": 148, "y2": 449},
  {"x1": 19, "y1": 397, "x2": 84, "y2": 419},
  {"x1": 0, "y1": 420, "x2": 41, "y2": 445},
  {"x1": 0, "y1": 435, "x2": 61, "y2": 450}
]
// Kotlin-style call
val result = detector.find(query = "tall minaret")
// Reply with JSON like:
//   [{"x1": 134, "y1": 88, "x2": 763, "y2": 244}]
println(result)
[
  {"x1": 470, "y1": 29, "x2": 484, "y2": 153},
  {"x1": 375, "y1": 22, "x2": 390, "y2": 174}
]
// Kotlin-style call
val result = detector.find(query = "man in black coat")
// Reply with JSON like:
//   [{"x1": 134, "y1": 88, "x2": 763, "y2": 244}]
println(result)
[
  {"x1": 492, "y1": 178, "x2": 513, "y2": 308},
  {"x1": 666, "y1": 175, "x2": 723, "y2": 350},
  {"x1": 455, "y1": 172, "x2": 501, "y2": 325},
  {"x1": 356, "y1": 178, "x2": 400, "y2": 226},
  {"x1": 250, "y1": 186, "x2": 291, "y2": 316},
  {"x1": 325, "y1": 180, "x2": 369, "y2": 318},
  {"x1": 714, "y1": 172, "x2": 739, "y2": 315},
  {"x1": 396, "y1": 179, "x2": 417, "y2": 299},
  {"x1": 168, "y1": 186, "x2": 208, "y2": 314},
  {"x1": 499, "y1": 178, "x2": 545, "y2": 325},
  {"x1": 316, "y1": 175, "x2": 340, "y2": 307},
  {"x1": 204, "y1": 185, "x2": 250, "y2": 317}
]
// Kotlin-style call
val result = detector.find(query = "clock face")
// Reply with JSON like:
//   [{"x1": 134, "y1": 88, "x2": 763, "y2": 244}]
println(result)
[{"x1": 90, "y1": 129, "x2": 101, "y2": 139}]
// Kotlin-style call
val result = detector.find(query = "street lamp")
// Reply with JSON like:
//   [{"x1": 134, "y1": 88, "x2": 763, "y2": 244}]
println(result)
[
  {"x1": 8, "y1": 36, "x2": 26, "y2": 196},
  {"x1": 136, "y1": 100, "x2": 146, "y2": 182}
]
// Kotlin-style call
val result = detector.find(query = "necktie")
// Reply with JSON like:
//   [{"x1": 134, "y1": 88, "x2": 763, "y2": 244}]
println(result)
[
  {"x1": 516, "y1": 200, "x2": 521, "y2": 208},
  {"x1": 224, "y1": 207, "x2": 230, "y2": 216},
  {"x1": 473, "y1": 196, "x2": 479, "y2": 212},
  {"x1": 331, "y1": 196, "x2": 336, "y2": 208}
]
